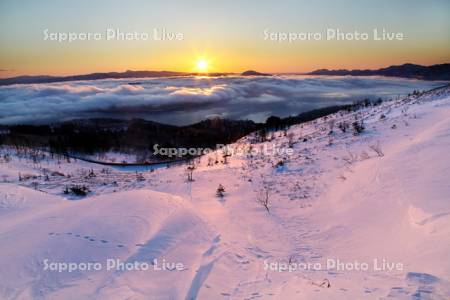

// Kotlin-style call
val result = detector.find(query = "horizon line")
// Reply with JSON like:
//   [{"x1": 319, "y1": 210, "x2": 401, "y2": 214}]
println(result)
[{"x1": 1, "y1": 61, "x2": 449, "y2": 80}]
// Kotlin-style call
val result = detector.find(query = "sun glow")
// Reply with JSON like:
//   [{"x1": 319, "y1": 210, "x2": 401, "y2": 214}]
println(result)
[{"x1": 196, "y1": 59, "x2": 208, "y2": 73}]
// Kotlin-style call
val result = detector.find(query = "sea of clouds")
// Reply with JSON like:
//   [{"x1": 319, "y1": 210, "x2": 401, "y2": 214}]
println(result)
[{"x1": 0, "y1": 76, "x2": 444, "y2": 125}]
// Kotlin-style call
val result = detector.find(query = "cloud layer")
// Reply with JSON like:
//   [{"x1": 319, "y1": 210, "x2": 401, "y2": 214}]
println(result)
[{"x1": 0, "y1": 76, "x2": 444, "y2": 125}]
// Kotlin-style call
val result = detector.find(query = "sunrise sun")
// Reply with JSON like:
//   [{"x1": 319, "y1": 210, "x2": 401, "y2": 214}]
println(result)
[{"x1": 196, "y1": 59, "x2": 208, "y2": 72}]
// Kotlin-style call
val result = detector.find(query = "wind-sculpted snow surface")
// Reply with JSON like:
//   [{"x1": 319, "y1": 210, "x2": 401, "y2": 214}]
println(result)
[
  {"x1": 0, "y1": 85, "x2": 449, "y2": 299},
  {"x1": 0, "y1": 187, "x2": 215, "y2": 299}
]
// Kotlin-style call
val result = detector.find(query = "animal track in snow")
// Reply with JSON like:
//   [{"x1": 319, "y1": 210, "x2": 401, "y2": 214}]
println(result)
[{"x1": 47, "y1": 231, "x2": 141, "y2": 249}]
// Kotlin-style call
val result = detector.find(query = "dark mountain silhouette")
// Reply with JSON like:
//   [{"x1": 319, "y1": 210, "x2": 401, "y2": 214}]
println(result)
[
  {"x1": 2, "y1": 63, "x2": 447, "y2": 85},
  {"x1": 0, "y1": 70, "x2": 233, "y2": 86},
  {"x1": 308, "y1": 63, "x2": 450, "y2": 80},
  {"x1": 241, "y1": 70, "x2": 272, "y2": 76}
]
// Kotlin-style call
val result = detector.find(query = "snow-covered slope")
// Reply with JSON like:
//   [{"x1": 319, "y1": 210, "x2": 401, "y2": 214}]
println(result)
[
  {"x1": 0, "y1": 85, "x2": 449, "y2": 299},
  {"x1": 0, "y1": 186, "x2": 216, "y2": 299}
]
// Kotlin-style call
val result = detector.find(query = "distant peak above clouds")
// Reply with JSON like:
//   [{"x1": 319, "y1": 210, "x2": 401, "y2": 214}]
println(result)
[
  {"x1": 308, "y1": 63, "x2": 450, "y2": 81},
  {"x1": 241, "y1": 70, "x2": 272, "y2": 76}
]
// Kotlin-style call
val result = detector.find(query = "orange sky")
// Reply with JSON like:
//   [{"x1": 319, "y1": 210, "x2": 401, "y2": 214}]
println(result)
[{"x1": 1, "y1": 0, "x2": 449, "y2": 78}]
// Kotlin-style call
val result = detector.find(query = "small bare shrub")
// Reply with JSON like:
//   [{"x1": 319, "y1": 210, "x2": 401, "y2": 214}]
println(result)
[
  {"x1": 352, "y1": 120, "x2": 365, "y2": 134},
  {"x1": 338, "y1": 122, "x2": 349, "y2": 133},
  {"x1": 360, "y1": 150, "x2": 370, "y2": 160},
  {"x1": 68, "y1": 185, "x2": 90, "y2": 196},
  {"x1": 216, "y1": 184, "x2": 225, "y2": 198},
  {"x1": 369, "y1": 141, "x2": 384, "y2": 157},
  {"x1": 136, "y1": 172, "x2": 145, "y2": 182},
  {"x1": 343, "y1": 151, "x2": 358, "y2": 164},
  {"x1": 274, "y1": 160, "x2": 284, "y2": 168}
]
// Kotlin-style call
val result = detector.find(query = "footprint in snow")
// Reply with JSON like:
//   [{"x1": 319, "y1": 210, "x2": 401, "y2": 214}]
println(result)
[{"x1": 49, "y1": 232, "x2": 126, "y2": 248}]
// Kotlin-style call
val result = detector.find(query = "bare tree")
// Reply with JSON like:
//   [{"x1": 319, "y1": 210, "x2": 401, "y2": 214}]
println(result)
[
  {"x1": 31, "y1": 181, "x2": 39, "y2": 190},
  {"x1": 186, "y1": 161, "x2": 196, "y2": 181},
  {"x1": 214, "y1": 152, "x2": 219, "y2": 164},
  {"x1": 327, "y1": 136, "x2": 333, "y2": 146},
  {"x1": 287, "y1": 132, "x2": 295, "y2": 148},
  {"x1": 328, "y1": 119, "x2": 335, "y2": 134},
  {"x1": 256, "y1": 187, "x2": 271, "y2": 213},
  {"x1": 222, "y1": 148, "x2": 232, "y2": 164}
]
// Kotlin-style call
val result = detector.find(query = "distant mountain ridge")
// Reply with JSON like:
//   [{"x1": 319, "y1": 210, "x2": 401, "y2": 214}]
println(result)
[
  {"x1": 0, "y1": 70, "x2": 233, "y2": 86},
  {"x1": 308, "y1": 63, "x2": 450, "y2": 80},
  {"x1": 0, "y1": 70, "x2": 272, "y2": 86},
  {"x1": 1, "y1": 63, "x2": 448, "y2": 85}
]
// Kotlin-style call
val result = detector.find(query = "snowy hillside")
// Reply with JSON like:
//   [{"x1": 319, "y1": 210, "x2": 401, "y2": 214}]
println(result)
[{"x1": 1, "y1": 85, "x2": 450, "y2": 299}]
